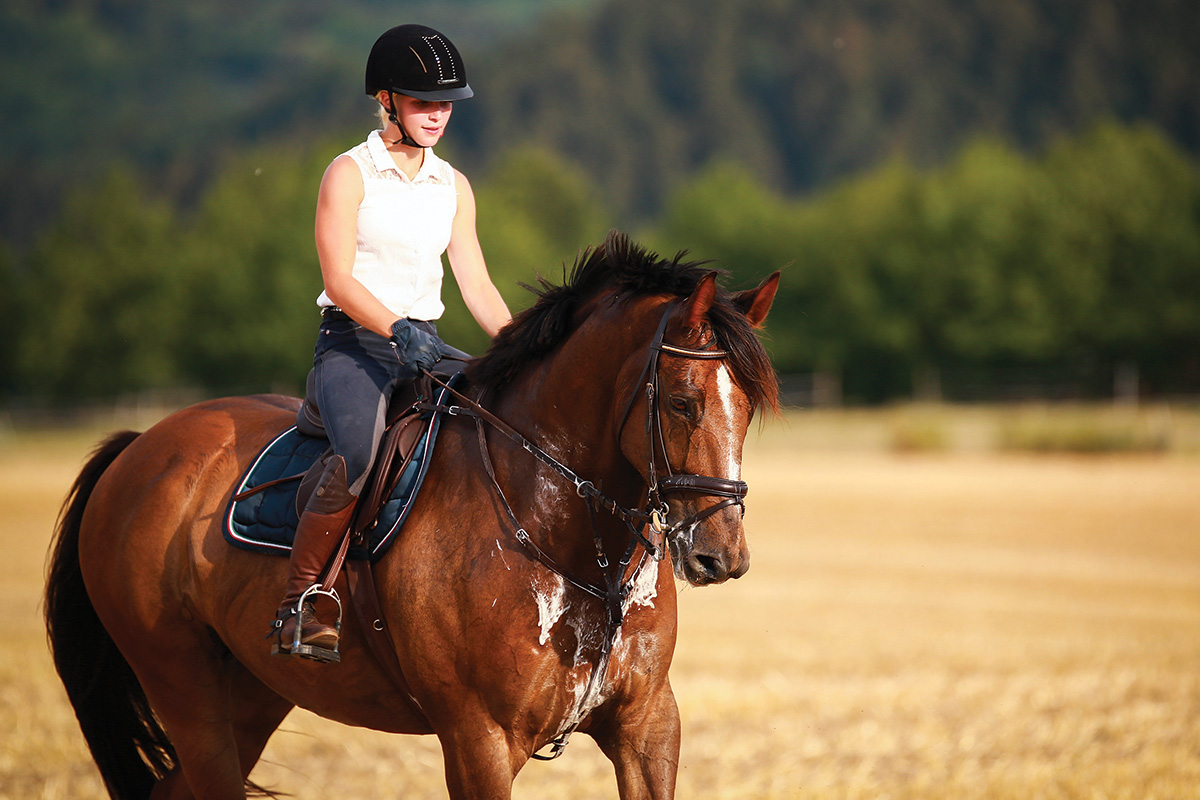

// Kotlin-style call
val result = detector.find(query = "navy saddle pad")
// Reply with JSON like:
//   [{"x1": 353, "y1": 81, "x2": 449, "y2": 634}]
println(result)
[{"x1": 223, "y1": 380, "x2": 457, "y2": 562}]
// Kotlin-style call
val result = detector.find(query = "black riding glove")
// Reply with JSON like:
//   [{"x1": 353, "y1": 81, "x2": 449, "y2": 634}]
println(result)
[{"x1": 389, "y1": 318, "x2": 444, "y2": 376}]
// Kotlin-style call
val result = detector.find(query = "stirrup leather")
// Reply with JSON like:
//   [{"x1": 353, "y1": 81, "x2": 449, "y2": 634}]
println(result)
[{"x1": 270, "y1": 584, "x2": 344, "y2": 663}]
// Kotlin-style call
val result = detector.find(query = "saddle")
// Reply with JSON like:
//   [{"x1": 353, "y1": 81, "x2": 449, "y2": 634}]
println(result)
[
  {"x1": 226, "y1": 353, "x2": 470, "y2": 559},
  {"x1": 226, "y1": 352, "x2": 469, "y2": 676}
]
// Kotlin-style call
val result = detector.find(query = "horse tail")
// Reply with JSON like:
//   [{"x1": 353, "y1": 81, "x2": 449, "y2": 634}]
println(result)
[{"x1": 45, "y1": 430, "x2": 178, "y2": 800}]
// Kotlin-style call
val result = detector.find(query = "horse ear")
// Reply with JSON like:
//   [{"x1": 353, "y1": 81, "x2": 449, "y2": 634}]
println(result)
[
  {"x1": 733, "y1": 271, "x2": 780, "y2": 329},
  {"x1": 684, "y1": 271, "x2": 720, "y2": 330}
]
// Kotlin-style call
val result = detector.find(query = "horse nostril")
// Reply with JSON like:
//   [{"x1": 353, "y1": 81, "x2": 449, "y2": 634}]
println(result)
[{"x1": 687, "y1": 553, "x2": 726, "y2": 584}]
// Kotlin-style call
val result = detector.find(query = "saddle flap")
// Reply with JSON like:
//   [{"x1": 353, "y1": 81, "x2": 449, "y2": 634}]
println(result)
[{"x1": 351, "y1": 411, "x2": 428, "y2": 539}]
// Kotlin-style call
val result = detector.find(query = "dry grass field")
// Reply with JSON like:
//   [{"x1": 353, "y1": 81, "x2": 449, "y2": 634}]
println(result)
[{"x1": 2, "y1": 404, "x2": 1198, "y2": 799}]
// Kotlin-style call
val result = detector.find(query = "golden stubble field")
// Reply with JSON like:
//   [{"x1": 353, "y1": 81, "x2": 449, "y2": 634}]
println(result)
[{"x1": 2, "y1": 406, "x2": 1198, "y2": 799}]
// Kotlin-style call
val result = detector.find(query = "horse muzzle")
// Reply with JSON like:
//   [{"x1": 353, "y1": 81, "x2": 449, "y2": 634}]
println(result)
[
  {"x1": 678, "y1": 537, "x2": 750, "y2": 585},
  {"x1": 659, "y1": 477, "x2": 751, "y2": 586}
]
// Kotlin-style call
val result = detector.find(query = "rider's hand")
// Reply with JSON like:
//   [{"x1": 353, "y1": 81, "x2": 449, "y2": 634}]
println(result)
[{"x1": 389, "y1": 319, "x2": 444, "y2": 375}]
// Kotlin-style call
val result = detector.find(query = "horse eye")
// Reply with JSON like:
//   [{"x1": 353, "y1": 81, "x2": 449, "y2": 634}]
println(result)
[{"x1": 668, "y1": 396, "x2": 689, "y2": 414}]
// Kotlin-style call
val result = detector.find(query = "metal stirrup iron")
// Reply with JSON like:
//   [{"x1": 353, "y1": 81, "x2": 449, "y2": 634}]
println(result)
[{"x1": 270, "y1": 584, "x2": 344, "y2": 663}]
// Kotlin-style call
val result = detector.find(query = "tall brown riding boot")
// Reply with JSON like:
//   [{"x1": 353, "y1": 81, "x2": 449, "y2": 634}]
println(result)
[{"x1": 273, "y1": 455, "x2": 357, "y2": 659}]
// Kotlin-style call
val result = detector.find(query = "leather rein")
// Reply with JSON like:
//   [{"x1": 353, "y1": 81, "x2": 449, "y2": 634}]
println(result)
[{"x1": 420, "y1": 300, "x2": 749, "y2": 759}]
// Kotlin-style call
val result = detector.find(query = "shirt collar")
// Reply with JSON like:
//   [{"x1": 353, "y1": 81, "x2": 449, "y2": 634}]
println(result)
[{"x1": 366, "y1": 130, "x2": 444, "y2": 183}]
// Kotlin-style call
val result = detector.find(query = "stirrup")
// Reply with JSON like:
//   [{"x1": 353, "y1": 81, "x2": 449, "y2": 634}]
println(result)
[{"x1": 270, "y1": 584, "x2": 344, "y2": 664}]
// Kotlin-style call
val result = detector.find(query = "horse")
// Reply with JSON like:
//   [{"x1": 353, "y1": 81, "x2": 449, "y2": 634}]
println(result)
[{"x1": 45, "y1": 232, "x2": 780, "y2": 800}]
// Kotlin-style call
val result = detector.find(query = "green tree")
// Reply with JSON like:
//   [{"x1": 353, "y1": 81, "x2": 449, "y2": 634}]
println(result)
[
  {"x1": 175, "y1": 144, "x2": 334, "y2": 394},
  {"x1": 916, "y1": 139, "x2": 1070, "y2": 365},
  {"x1": 18, "y1": 167, "x2": 181, "y2": 399},
  {"x1": 645, "y1": 161, "x2": 792, "y2": 284},
  {"x1": 442, "y1": 147, "x2": 611, "y2": 354},
  {"x1": 1044, "y1": 122, "x2": 1200, "y2": 383},
  {"x1": 0, "y1": 240, "x2": 17, "y2": 396},
  {"x1": 790, "y1": 161, "x2": 933, "y2": 399},
  {"x1": 644, "y1": 161, "x2": 814, "y2": 367},
  {"x1": 646, "y1": 122, "x2": 1200, "y2": 400}
]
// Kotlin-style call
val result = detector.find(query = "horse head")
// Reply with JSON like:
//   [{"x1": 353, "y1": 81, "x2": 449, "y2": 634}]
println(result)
[
  {"x1": 470, "y1": 232, "x2": 780, "y2": 588},
  {"x1": 617, "y1": 268, "x2": 780, "y2": 586}
]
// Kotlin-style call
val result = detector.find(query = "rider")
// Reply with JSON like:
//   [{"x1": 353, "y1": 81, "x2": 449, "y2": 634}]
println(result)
[{"x1": 273, "y1": 24, "x2": 512, "y2": 657}]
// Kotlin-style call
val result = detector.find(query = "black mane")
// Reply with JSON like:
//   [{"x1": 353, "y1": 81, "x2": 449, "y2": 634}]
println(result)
[{"x1": 467, "y1": 231, "x2": 778, "y2": 411}]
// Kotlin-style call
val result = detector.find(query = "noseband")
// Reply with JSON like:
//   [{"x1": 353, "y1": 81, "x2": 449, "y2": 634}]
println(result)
[{"x1": 418, "y1": 300, "x2": 751, "y2": 758}]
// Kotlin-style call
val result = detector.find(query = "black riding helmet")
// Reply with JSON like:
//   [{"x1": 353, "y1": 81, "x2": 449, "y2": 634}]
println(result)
[{"x1": 365, "y1": 25, "x2": 473, "y2": 147}]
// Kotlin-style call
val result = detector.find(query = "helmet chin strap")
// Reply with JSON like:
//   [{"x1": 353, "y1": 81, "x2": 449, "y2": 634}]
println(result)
[{"x1": 386, "y1": 91, "x2": 424, "y2": 148}]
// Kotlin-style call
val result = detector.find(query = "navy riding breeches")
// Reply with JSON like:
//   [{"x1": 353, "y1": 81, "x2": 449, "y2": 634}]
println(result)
[{"x1": 306, "y1": 309, "x2": 441, "y2": 496}]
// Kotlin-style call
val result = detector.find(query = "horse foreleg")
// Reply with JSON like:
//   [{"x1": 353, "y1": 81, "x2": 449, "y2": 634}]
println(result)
[{"x1": 594, "y1": 684, "x2": 681, "y2": 800}]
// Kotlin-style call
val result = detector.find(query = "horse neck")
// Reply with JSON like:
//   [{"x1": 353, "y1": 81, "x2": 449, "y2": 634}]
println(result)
[{"x1": 490, "y1": 295, "x2": 665, "y2": 547}]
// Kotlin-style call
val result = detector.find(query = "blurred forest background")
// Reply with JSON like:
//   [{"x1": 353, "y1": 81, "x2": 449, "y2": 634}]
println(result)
[{"x1": 2, "y1": 0, "x2": 1199, "y2": 407}]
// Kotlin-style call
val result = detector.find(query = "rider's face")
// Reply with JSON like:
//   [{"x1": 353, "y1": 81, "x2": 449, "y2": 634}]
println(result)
[{"x1": 390, "y1": 95, "x2": 453, "y2": 146}]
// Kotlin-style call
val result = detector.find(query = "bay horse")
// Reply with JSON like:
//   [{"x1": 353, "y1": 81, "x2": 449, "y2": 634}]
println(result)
[{"x1": 45, "y1": 232, "x2": 779, "y2": 799}]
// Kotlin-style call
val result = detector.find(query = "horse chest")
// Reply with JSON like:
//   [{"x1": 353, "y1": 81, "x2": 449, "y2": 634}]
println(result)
[{"x1": 515, "y1": 560, "x2": 669, "y2": 718}]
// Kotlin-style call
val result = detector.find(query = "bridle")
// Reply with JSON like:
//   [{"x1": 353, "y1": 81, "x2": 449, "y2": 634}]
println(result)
[
  {"x1": 617, "y1": 303, "x2": 750, "y2": 544},
  {"x1": 419, "y1": 299, "x2": 751, "y2": 758}
]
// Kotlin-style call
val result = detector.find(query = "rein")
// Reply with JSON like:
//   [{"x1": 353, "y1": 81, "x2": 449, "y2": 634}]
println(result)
[{"x1": 419, "y1": 301, "x2": 749, "y2": 759}]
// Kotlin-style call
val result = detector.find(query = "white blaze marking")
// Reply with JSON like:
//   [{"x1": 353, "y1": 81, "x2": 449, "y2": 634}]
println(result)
[{"x1": 714, "y1": 364, "x2": 740, "y2": 480}]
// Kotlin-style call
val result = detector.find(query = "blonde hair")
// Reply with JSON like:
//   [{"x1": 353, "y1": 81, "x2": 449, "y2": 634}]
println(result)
[{"x1": 374, "y1": 91, "x2": 391, "y2": 128}]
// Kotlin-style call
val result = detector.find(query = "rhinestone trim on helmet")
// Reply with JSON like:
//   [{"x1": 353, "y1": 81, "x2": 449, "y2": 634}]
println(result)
[{"x1": 417, "y1": 33, "x2": 459, "y2": 86}]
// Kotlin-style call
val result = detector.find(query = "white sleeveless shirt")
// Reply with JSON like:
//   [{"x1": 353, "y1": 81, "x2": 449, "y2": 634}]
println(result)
[{"x1": 316, "y1": 130, "x2": 457, "y2": 320}]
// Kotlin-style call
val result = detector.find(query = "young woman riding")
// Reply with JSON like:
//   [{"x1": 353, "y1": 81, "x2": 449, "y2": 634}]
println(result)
[{"x1": 272, "y1": 24, "x2": 511, "y2": 657}]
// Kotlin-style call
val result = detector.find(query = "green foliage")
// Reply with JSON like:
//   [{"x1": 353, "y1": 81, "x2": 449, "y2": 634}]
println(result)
[
  {"x1": 4, "y1": 120, "x2": 1198, "y2": 404},
  {"x1": 646, "y1": 161, "x2": 792, "y2": 287},
  {"x1": 17, "y1": 167, "x2": 182, "y2": 398},
  {"x1": 442, "y1": 147, "x2": 611, "y2": 354},
  {"x1": 6, "y1": 0, "x2": 1200, "y2": 249},
  {"x1": 1042, "y1": 123, "x2": 1200, "y2": 362},
  {"x1": 7, "y1": 147, "x2": 334, "y2": 400},
  {"x1": 648, "y1": 121, "x2": 1200, "y2": 401},
  {"x1": 0, "y1": 242, "x2": 16, "y2": 389},
  {"x1": 173, "y1": 143, "x2": 336, "y2": 394},
  {"x1": 457, "y1": 0, "x2": 1200, "y2": 221},
  {"x1": 0, "y1": 0, "x2": 603, "y2": 246},
  {"x1": 3, "y1": 139, "x2": 614, "y2": 400}
]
